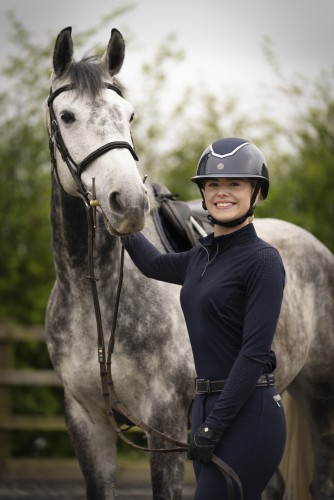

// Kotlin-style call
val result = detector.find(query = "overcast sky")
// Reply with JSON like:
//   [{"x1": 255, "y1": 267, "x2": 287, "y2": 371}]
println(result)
[{"x1": 1, "y1": 0, "x2": 333, "y2": 114}]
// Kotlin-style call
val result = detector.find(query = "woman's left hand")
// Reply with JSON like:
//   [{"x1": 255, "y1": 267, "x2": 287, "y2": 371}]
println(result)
[{"x1": 188, "y1": 423, "x2": 222, "y2": 463}]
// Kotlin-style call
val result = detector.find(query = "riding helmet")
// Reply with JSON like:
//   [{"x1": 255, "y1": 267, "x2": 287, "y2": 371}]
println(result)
[{"x1": 191, "y1": 137, "x2": 269, "y2": 200}]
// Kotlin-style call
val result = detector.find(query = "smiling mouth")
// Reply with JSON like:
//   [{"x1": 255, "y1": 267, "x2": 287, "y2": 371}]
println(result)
[{"x1": 216, "y1": 202, "x2": 235, "y2": 208}]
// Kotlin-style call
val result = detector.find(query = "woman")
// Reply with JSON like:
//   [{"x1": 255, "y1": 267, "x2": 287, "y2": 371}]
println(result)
[{"x1": 125, "y1": 137, "x2": 286, "y2": 500}]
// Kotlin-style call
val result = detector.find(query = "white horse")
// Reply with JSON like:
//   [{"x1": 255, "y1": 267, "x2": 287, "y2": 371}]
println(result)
[
  {"x1": 45, "y1": 27, "x2": 334, "y2": 500},
  {"x1": 45, "y1": 27, "x2": 194, "y2": 500}
]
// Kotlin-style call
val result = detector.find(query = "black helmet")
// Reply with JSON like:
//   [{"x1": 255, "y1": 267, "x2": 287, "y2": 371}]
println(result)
[{"x1": 191, "y1": 137, "x2": 269, "y2": 200}]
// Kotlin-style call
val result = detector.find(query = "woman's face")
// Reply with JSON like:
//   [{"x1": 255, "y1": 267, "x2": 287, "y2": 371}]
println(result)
[{"x1": 203, "y1": 178, "x2": 253, "y2": 235}]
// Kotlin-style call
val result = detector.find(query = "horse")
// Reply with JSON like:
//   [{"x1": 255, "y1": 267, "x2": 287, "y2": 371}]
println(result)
[
  {"x1": 45, "y1": 27, "x2": 334, "y2": 500},
  {"x1": 45, "y1": 26, "x2": 195, "y2": 500}
]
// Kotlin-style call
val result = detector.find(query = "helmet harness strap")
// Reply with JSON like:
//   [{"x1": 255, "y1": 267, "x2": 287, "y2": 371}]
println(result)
[{"x1": 201, "y1": 181, "x2": 261, "y2": 228}]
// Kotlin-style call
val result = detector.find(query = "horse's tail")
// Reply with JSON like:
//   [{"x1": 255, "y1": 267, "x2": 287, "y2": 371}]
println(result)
[{"x1": 279, "y1": 392, "x2": 313, "y2": 500}]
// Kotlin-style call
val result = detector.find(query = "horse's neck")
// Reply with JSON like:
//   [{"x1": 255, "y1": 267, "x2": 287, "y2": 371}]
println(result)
[{"x1": 50, "y1": 180, "x2": 118, "y2": 282}]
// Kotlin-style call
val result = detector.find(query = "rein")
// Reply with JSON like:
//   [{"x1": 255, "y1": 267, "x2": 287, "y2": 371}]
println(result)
[{"x1": 48, "y1": 81, "x2": 243, "y2": 500}]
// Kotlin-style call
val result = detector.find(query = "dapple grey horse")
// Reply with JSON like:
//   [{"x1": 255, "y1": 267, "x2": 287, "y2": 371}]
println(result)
[{"x1": 45, "y1": 27, "x2": 334, "y2": 500}]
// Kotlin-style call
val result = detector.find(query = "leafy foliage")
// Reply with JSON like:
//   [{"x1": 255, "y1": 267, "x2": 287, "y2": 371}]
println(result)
[
  {"x1": 0, "y1": 120, "x2": 53, "y2": 323},
  {"x1": 258, "y1": 70, "x2": 334, "y2": 250}
]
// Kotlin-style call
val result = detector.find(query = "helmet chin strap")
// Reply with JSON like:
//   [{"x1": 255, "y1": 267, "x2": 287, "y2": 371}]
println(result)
[
  {"x1": 201, "y1": 182, "x2": 261, "y2": 229},
  {"x1": 207, "y1": 207, "x2": 255, "y2": 228}
]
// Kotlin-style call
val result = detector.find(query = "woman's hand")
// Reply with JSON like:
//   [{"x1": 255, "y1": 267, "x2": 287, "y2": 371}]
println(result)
[{"x1": 188, "y1": 423, "x2": 222, "y2": 463}]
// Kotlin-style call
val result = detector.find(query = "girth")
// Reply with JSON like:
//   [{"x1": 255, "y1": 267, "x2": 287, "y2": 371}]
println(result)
[{"x1": 195, "y1": 373, "x2": 275, "y2": 394}]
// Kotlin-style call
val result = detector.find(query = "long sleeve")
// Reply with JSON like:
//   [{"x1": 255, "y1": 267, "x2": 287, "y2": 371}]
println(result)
[{"x1": 124, "y1": 232, "x2": 193, "y2": 285}]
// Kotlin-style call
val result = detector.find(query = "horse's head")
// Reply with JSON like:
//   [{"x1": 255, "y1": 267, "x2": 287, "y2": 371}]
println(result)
[{"x1": 47, "y1": 27, "x2": 149, "y2": 236}]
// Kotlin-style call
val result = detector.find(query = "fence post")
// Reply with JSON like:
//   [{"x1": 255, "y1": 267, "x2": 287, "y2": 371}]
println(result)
[{"x1": 0, "y1": 328, "x2": 15, "y2": 471}]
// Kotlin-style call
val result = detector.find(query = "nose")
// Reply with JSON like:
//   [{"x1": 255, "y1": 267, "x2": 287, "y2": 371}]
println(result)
[
  {"x1": 108, "y1": 189, "x2": 149, "y2": 214},
  {"x1": 109, "y1": 191, "x2": 125, "y2": 214},
  {"x1": 217, "y1": 185, "x2": 229, "y2": 196}
]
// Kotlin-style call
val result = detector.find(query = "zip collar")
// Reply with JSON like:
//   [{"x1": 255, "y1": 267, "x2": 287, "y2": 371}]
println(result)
[
  {"x1": 199, "y1": 223, "x2": 257, "y2": 249},
  {"x1": 197, "y1": 224, "x2": 257, "y2": 277}
]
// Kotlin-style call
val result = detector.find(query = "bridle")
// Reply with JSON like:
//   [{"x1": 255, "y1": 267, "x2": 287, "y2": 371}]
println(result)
[{"x1": 47, "y1": 82, "x2": 243, "y2": 500}]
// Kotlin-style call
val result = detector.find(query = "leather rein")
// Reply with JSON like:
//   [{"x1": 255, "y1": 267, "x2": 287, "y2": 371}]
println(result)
[{"x1": 47, "y1": 82, "x2": 243, "y2": 500}]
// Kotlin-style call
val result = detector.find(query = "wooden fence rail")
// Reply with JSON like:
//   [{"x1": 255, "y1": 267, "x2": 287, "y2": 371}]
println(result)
[{"x1": 0, "y1": 323, "x2": 81, "y2": 479}]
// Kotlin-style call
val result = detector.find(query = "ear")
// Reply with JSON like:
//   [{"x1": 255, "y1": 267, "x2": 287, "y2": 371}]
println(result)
[
  {"x1": 53, "y1": 27, "x2": 73, "y2": 77},
  {"x1": 102, "y1": 28, "x2": 125, "y2": 76}
]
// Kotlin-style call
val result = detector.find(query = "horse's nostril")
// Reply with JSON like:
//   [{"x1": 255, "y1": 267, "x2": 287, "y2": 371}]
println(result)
[{"x1": 109, "y1": 191, "x2": 125, "y2": 212}]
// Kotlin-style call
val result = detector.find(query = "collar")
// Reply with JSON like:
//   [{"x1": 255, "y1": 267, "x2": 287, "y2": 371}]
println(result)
[{"x1": 199, "y1": 223, "x2": 257, "y2": 249}]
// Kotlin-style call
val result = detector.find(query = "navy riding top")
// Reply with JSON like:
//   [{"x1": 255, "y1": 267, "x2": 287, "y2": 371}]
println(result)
[{"x1": 125, "y1": 223, "x2": 285, "y2": 434}]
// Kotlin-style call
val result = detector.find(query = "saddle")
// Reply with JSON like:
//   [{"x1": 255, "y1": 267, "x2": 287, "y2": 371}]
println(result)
[{"x1": 151, "y1": 183, "x2": 212, "y2": 252}]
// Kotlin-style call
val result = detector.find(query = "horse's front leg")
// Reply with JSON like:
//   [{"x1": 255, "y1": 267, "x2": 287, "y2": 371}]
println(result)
[
  {"x1": 147, "y1": 403, "x2": 189, "y2": 500},
  {"x1": 64, "y1": 392, "x2": 118, "y2": 500},
  {"x1": 149, "y1": 448, "x2": 187, "y2": 500}
]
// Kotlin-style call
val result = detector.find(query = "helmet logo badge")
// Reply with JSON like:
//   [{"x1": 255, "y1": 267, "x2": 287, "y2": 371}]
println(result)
[{"x1": 217, "y1": 162, "x2": 225, "y2": 170}]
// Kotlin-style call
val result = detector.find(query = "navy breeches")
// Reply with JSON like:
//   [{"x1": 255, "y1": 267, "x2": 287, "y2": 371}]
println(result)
[{"x1": 191, "y1": 387, "x2": 286, "y2": 500}]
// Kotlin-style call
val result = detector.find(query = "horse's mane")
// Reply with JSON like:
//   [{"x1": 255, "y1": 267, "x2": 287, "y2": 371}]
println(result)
[{"x1": 57, "y1": 54, "x2": 125, "y2": 100}]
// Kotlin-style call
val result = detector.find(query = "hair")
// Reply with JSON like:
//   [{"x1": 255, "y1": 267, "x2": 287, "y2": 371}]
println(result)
[
  {"x1": 55, "y1": 55, "x2": 124, "y2": 100},
  {"x1": 251, "y1": 179, "x2": 264, "y2": 204}
]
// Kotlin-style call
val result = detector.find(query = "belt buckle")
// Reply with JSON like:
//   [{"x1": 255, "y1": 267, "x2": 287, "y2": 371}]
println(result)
[{"x1": 196, "y1": 379, "x2": 211, "y2": 394}]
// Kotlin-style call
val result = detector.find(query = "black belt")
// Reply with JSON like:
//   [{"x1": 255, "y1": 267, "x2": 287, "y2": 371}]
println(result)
[{"x1": 195, "y1": 373, "x2": 275, "y2": 394}]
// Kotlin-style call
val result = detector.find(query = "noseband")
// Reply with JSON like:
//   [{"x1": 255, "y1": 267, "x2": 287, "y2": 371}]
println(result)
[{"x1": 47, "y1": 82, "x2": 138, "y2": 201}]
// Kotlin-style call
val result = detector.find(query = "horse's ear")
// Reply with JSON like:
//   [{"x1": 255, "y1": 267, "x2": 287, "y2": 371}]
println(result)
[
  {"x1": 53, "y1": 27, "x2": 73, "y2": 77},
  {"x1": 102, "y1": 28, "x2": 125, "y2": 76}
]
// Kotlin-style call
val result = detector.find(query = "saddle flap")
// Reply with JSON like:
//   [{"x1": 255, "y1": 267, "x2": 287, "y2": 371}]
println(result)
[{"x1": 152, "y1": 183, "x2": 211, "y2": 252}]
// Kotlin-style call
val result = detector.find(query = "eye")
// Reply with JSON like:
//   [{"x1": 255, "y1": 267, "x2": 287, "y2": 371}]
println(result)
[
  {"x1": 129, "y1": 112, "x2": 135, "y2": 123},
  {"x1": 228, "y1": 179, "x2": 243, "y2": 187},
  {"x1": 60, "y1": 111, "x2": 75, "y2": 124},
  {"x1": 206, "y1": 181, "x2": 219, "y2": 188}
]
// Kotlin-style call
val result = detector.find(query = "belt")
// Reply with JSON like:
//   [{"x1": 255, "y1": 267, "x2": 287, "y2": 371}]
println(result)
[{"x1": 195, "y1": 373, "x2": 275, "y2": 394}]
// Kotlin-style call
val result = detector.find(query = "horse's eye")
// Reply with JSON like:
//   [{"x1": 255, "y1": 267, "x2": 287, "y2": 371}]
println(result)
[
  {"x1": 129, "y1": 112, "x2": 135, "y2": 123},
  {"x1": 61, "y1": 112, "x2": 75, "y2": 124}
]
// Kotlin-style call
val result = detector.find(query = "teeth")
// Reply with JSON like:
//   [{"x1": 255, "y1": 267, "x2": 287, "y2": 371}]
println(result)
[{"x1": 217, "y1": 203, "x2": 233, "y2": 207}]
